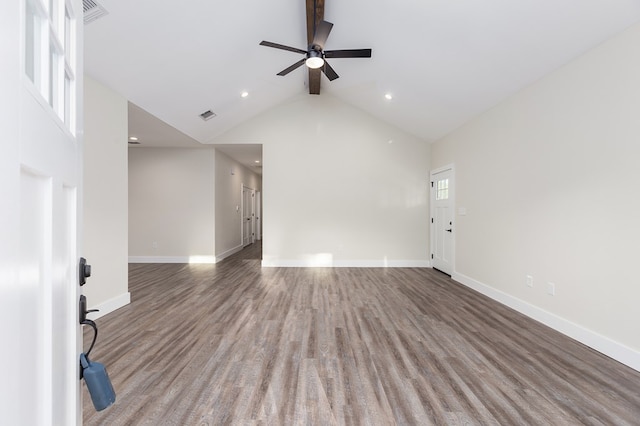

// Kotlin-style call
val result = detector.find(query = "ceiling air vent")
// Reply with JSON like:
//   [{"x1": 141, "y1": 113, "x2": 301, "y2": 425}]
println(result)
[
  {"x1": 83, "y1": 0, "x2": 108, "y2": 24},
  {"x1": 199, "y1": 110, "x2": 216, "y2": 121}
]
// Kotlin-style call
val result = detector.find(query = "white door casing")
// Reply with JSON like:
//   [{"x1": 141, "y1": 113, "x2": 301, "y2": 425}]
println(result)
[
  {"x1": 1, "y1": 0, "x2": 83, "y2": 424},
  {"x1": 430, "y1": 166, "x2": 455, "y2": 275}
]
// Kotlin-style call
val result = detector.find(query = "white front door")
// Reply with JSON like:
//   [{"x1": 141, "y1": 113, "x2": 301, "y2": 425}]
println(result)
[
  {"x1": 242, "y1": 185, "x2": 255, "y2": 246},
  {"x1": 1, "y1": 0, "x2": 82, "y2": 424},
  {"x1": 430, "y1": 166, "x2": 454, "y2": 275}
]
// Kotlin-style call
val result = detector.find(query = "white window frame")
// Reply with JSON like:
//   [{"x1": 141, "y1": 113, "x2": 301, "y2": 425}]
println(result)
[{"x1": 23, "y1": 0, "x2": 77, "y2": 135}]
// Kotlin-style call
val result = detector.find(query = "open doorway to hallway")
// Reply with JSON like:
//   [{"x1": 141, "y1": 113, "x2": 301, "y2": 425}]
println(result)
[{"x1": 213, "y1": 144, "x2": 263, "y2": 261}]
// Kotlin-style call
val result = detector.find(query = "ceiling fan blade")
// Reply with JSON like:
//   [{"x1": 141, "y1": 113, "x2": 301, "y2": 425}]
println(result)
[
  {"x1": 324, "y1": 49, "x2": 372, "y2": 58},
  {"x1": 312, "y1": 20, "x2": 333, "y2": 50},
  {"x1": 322, "y1": 60, "x2": 339, "y2": 81},
  {"x1": 259, "y1": 41, "x2": 307, "y2": 55},
  {"x1": 277, "y1": 58, "x2": 307, "y2": 76},
  {"x1": 306, "y1": 0, "x2": 325, "y2": 44},
  {"x1": 309, "y1": 68, "x2": 321, "y2": 95}
]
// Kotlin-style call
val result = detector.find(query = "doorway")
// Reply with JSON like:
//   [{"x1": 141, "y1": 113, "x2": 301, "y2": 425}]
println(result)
[{"x1": 430, "y1": 166, "x2": 455, "y2": 275}]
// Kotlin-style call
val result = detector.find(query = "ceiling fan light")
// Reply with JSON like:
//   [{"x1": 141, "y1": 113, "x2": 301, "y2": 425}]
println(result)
[{"x1": 306, "y1": 51, "x2": 324, "y2": 69}]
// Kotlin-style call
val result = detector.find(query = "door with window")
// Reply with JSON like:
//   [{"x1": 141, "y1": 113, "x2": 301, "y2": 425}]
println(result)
[
  {"x1": 430, "y1": 167, "x2": 454, "y2": 275},
  {"x1": 1, "y1": 0, "x2": 83, "y2": 424}
]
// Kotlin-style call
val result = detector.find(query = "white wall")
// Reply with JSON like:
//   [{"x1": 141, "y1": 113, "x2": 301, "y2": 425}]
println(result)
[
  {"x1": 128, "y1": 148, "x2": 215, "y2": 263},
  {"x1": 212, "y1": 95, "x2": 431, "y2": 267},
  {"x1": 83, "y1": 76, "x2": 130, "y2": 316},
  {"x1": 431, "y1": 23, "x2": 640, "y2": 369},
  {"x1": 214, "y1": 149, "x2": 262, "y2": 261}
]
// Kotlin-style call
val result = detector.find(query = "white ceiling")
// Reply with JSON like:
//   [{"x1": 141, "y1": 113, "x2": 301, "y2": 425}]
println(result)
[
  {"x1": 127, "y1": 102, "x2": 203, "y2": 148},
  {"x1": 86, "y1": 0, "x2": 640, "y2": 152},
  {"x1": 127, "y1": 103, "x2": 263, "y2": 173}
]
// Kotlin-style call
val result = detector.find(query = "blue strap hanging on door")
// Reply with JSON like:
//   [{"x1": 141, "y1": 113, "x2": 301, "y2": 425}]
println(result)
[{"x1": 80, "y1": 318, "x2": 116, "y2": 411}]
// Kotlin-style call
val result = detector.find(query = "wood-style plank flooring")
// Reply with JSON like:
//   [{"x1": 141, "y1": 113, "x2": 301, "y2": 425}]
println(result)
[{"x1": 83, "y1": 243, "x2": 640, "y2": 425}]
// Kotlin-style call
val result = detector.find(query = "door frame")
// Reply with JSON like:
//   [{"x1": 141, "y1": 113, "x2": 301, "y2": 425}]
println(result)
[{"x1": 430, "y1": 164, "x2": 455, "y2": 275}]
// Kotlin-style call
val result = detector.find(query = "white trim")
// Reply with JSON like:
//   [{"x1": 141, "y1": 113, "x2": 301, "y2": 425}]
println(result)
[
  {"x1": 128, "y1": 255, "x2": 215, "y2": 264},
  {"x1": 215, "y1": 244, "x2": 243, "y2": 263},
  {"x1": 85, "y1": 292, "x2": 131, "y2": 320},
  {"x1": 430, "y1": 164, "x2": 454, "y2": 176},
  {"x1": 128, "y1": 248, "x2": 245, "y2": 264},
  {"x1": 262, "y1": 259, "x2": 431, "y2": 268},
  {"x1": 452, "y1": 271, "x2": 640, "y2": 373}
]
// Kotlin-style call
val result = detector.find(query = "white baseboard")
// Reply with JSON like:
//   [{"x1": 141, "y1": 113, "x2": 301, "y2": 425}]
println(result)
[
  {"x1": 215, "y1": 245, "x2": 244, "y2": 263},
  {"x1": 86, "y1": 292, "x2": 131, "y2": 320},
  {"x1": 128, "y1": 255, "x2": 215, "y2": 264},
  {"x1": 452, "y1": 271, "x2": 640, "y2": 373},
  {"x1": 262, "y1": 259, "x2": 431, "y2": 268},
  {"x1": 128, "y1": 246, "x2": 247, "y2": 264}
]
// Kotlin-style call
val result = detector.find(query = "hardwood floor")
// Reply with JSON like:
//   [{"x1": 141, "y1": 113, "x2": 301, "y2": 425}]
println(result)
[{"x1": 83, "y1": 244, "x2": 640, "y2": 425}]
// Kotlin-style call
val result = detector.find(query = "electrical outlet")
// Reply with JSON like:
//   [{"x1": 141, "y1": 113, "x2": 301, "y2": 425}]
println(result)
[
  {"x1": 152, "y1": 241, "x2": 158, "y2": 249},
  {"x1": 526, "y1": 275, "x2": 533, "y2": 288},
  {"x1": 547, "y1": 282, "x2": 555, "y2": 296}
]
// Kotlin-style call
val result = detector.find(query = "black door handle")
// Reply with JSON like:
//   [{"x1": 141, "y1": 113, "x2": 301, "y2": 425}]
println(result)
[
  {"x1": 446, "y1": 228, "x2": 452, "y2": 233},
  {"x1": 79, "y1": 295, "x2": 99, "y2": 323}
]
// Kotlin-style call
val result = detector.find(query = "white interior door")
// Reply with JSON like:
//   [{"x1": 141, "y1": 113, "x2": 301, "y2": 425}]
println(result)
[
  {"x1": 431, "y1": 167, "x2": 454, "y2": 275},
  {"x1": 242, "y1": 185, "x2": 255, "y2": 246},
  {"x1": 1, "y1": 0, "x2": 82, "y2": 424},
  {"x1": 255, "y1": 191, "x2": 262, "y2": 241}
]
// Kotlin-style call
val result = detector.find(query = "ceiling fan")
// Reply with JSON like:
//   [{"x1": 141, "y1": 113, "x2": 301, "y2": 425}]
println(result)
[{"x1": 259, "y1": 0, "x2": 372, "y2": 95}]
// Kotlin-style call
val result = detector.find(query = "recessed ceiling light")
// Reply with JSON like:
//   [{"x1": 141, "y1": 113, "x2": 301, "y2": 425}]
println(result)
[
  {"x1": 254, "y1": 160, "x2": 260, "y2": 163},
  {"x1": 384, "y1": 93, "x2": 393, "y2": 100},
  {"x1": 241, "y1": 91, "x2": 249, "y2": 98},
  {"x1": 128, "y1": 136, "x2": 138, "y2": 141}
]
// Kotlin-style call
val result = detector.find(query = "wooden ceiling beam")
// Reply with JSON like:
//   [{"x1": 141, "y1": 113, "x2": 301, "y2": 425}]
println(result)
[{"x1": 306, "y1": 0, "x2": 325, "y2": 95}]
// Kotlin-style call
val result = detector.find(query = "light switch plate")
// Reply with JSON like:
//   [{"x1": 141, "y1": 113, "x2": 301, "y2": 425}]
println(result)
[{"x1": 547, "y1": 282, "x2": 555, "y2": 295}]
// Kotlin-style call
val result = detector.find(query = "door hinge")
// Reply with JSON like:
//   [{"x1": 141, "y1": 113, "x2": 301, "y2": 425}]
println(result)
[
  {"x1": 431, "y1": 254, "x2": 434, "y2": 259},
  {"x1": 431, "y1": 218, "x2": 433, "y2": 223},
  {"x1": 431, "y1": 181, "x2": 434, "y2": 187}
]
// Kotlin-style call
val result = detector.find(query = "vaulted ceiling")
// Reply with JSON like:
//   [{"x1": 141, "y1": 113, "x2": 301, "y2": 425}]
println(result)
[{"x1": 85, "y1": 0, "x2": 640, "y2": 149}]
